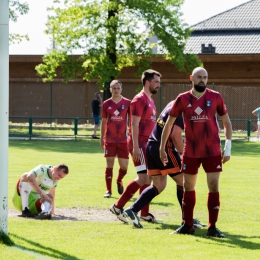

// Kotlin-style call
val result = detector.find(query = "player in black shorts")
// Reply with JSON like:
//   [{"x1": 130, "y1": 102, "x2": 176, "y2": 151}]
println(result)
[{"x1": 123, "y1": 102, "x2": 206, "y2": 229}]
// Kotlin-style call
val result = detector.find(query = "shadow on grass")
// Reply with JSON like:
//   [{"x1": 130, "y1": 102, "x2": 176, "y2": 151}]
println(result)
[
  {"x1": 9, "y1": 233, "x2": 80, "y2": 260},
  {"x1": 128, "y1": 197, "x2": 174, "y2": 207},
  {"x1": 0, "y1": 233, "x2": 14, "y2": 245},
  {"x1": 154, "y1": 224, "x2": 260, "y2": 250},
  {"x1": 194, "y1": 229, "x2": 260, "y2": 250},
  {"x1": 9, "y1": 139, "x2": 102, "y2": 154}
]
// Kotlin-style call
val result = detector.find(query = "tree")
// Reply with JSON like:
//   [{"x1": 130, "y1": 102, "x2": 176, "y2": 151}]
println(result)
[
  {"x1": 35, "y1": 0, "x2": 202, "y2": 95},
  {"x1": 9, "y1": 0, "x2": 29, "y2": 44}
]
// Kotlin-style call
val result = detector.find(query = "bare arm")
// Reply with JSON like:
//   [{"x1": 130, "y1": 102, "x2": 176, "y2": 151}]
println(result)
[
  {"x1": 252, "y1": 109, "x2": 258, "y2": 117},
  {"x1": 131, "y1": 115, "x2": 141, "y2": 162},
  {"x1": 49, "y1": 187, "x2": 56, "y2": 214},
  {"x1": 159, "y1": 116, "x2": 176, "y2": 165},
  {"x1": 171, "y1": 125, "x2": 183, "y2": 154},
  {"x1": 100, "y1": 117, "x2": 107, "y2": 148},
  {"x1": 220, "y1": 113, "x2": 232, "y2": 164},
  {"x1": 20, "y1": 171, "x2": 52, "y2": 203}
]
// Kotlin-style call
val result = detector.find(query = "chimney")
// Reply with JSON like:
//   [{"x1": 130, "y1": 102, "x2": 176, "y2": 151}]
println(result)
[{"x1": 201, "y1": 44, "x2": 216, "y2": 54}]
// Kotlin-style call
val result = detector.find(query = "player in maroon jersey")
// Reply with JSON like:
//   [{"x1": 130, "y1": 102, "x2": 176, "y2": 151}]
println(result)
[
  {"x1": 110, "y1": 69, "x2": 162, "y2": 223},
  {"x1": 100, "y1": 80, "x2": 131, "y2": 198},
  {"x1": 160, "y1": 67, "x2": 232, "y2": 238}
]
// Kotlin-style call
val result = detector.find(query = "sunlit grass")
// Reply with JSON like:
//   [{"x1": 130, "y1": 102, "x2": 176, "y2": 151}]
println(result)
[{"x1": 2, "y1": 140, "x2": 260, "y2": 259}]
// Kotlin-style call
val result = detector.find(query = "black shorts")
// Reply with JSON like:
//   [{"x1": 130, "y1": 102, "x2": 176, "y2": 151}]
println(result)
[{"x1": 146, "y1": 142, "x2": 181, "y2": 176}]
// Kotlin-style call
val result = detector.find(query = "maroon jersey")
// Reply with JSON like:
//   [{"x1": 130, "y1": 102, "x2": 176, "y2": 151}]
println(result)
[
  {"x1": 128, "y1": 91, "x2": 157, "y2": 149},
  {"x1": 102, "y1": 96, "x2": 131, "y2": 143},
  {"x1": 169, "y1": 88, "x2": 227, "y2": 158}
]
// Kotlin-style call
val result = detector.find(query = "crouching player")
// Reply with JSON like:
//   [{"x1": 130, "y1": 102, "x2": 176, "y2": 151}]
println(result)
[{"x1": 12, "y1": 163, "x2": 69, "y2": 220}]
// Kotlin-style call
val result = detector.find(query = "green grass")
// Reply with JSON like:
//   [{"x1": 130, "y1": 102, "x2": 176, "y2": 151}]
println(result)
[{"x1": 2, "y1": 140, "x2": 260, "y2": 259}]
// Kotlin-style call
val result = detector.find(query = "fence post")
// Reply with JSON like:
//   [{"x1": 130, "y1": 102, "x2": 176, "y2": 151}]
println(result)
[
  {"x1": 247, "y1": 120, "x2": 251, "y2": 140},
  {"x1": 74, "y1": 117, "x2": 78, "y2": 137},
  {"x1": 29, "y1": 117, "x2": 33, "y2": 140}
]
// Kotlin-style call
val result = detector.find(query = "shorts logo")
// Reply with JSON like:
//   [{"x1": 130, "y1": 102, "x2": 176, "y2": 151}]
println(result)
[
  {"x1": 207, "y1": 101, "x2": 212, "y2": 107},
  {"x1": 105, "y1": 150, "x2": 109, "y2": 155},
  {"x1": 183, "y1": 164, "x2": 186, "y2": 170}
]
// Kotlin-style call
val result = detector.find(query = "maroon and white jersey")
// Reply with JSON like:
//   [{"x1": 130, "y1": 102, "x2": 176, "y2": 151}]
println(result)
[
  {"x1": 102, "y1": 96, "x2": 131, "y2": 143},
  {"x1": 128, "y1": 91, "x2": 157, "y2": 149},
  {"x1": 169, "y1": 88, "x2": 228, "y2": 158}
]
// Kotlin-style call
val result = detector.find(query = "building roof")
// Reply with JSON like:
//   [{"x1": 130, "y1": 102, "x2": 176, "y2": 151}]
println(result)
[{"x1": 186, "y1": 0, "x2": 260, "y2": 54}]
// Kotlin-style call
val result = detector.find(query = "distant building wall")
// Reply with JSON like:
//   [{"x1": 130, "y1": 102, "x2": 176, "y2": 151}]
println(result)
[{"x1": 9, "y1": 55, "x2": 260, "y2": 130}]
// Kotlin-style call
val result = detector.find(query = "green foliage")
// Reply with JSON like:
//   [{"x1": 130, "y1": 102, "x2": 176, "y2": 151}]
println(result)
[
  {"x1": 35, "y1": 0, "x2": 202, "y2": 88},
  {"x1": 9, "y1": 1, "x2": 29, "y2": 45}
]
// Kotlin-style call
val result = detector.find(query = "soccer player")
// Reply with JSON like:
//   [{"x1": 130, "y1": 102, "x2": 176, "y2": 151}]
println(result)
[
  {"x1": 123, "y1": 102, "x2": 206, "y2": 229},
  {"x1": 12, "y1": 163, "x2": 69, "y2": 219},
  {"x1": 91, "y1": 92, "x2": 102, "y2": 139},
  {"x1": 110, "y1": 69, "x2": 161, "y2": 223},
  {"x1": 100, "y1": 80, "x2": 131, "y2": 198},
  {"x1": 160, "y1": 67, "x2": 232, "y2": 238}
]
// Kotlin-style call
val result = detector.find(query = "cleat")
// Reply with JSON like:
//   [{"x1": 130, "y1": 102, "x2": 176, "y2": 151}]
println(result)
[
  {"x1": 110, "y1": 204, "x2": 128, "y2": 223},
  {"x1": 193, "y1": 218, "x2": 207, "y2": 228},
  {"x1": 35, "y1": 212, "x2": 52, "y2": 220},
  {"x1": 170, "y1": 224, "x2": 195, "y2": 235},
  {"x1": 207, "y1": 227, "x2": 226, "y2": 238},
  {"x1": 21, "y1": 207, "x2": 35, "y2": 218},
  {"x1": 104, "y1": 191, "x2": 112, "y2": 198},
  {"x1": 92, "y1": 135, "x2": 99, "y2": 139},
  {"x1": 117, "y1": 182, "x2": 124, "y2": 195},
  {"x1": 123, "y1": 208, "x2": 143, "y2": 228},
  {"x1": 140, "y1": 213, "x2": 163, "y2": 223}
]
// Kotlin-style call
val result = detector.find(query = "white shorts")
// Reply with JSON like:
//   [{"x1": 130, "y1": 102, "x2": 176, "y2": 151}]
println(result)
[{"x1": 257, "y1": 121, "x2": 260, "y2": 126}]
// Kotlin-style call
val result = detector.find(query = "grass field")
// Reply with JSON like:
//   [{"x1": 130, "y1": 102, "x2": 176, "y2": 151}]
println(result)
[{"x1": 1, "y1": 139, "x2": 260, "y2": 259}]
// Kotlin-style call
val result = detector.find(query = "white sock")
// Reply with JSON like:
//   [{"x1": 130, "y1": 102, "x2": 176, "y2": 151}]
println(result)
[
  {"x1": 19, "y1": 182, "x2": 32, "y2": 210},
  {"x1": 41, "y1": 201, "x2": 52, "y2": 214}
]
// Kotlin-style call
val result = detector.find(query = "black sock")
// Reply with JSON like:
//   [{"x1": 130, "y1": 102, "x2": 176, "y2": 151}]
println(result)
[
  {"x1": 131, "y1": 185, "x2": 159, "y2": 213},
  {"x1": 177, "y1": 185, "x2": 184, "y2": 209}
]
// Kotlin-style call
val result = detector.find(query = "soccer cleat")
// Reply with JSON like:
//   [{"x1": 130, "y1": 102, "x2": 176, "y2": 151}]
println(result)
[
  {"x1": 181, "y1": 218, "x2": 207, "y2": 228},
  {"x1": 117, "y1": 182, "x2": 124, "y2": 195},
  {"x1": 21, "y1": 207, "x2": 35, "y2": 218},
  {"x1": 170, "y1": 224, "x2": 195, "y2": 235},
  {"x1": 109, "y1": 204, "x2": 128, "y2": 223},
  {"x1": 140, "y1": 213, "x2": 163, "y2": 223},
  {"x1": 92, "y1": 135, "x2": 99, "y2": 139},
  {"x1": 207, "y1": 227, "x2": 226, "y2": 238},
  {"x1": 193, "y1": 218, "x2": 207, "y2": 228},
  {"x1": 123, "y1": 208, "x2": 143, "y2": 228},
  {"x1": 104, "y1": 191, "x2": 112, "y2": 198},
  {"x1": 35, "y1": 212, "x2": 52, "y2": 220}
]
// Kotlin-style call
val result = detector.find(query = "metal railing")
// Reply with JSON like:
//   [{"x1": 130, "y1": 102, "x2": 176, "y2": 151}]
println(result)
[{"x1": 9, "y1": 116, "x2": 258, "y2": 140}]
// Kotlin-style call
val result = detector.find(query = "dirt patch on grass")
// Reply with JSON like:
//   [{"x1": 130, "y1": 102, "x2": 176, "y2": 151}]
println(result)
[{"x1": 8, "y1": 207, "x2": 118, "y2": 222}]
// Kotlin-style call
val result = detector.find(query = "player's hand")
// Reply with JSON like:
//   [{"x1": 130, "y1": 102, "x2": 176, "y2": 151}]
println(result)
[
  {"x1": 132, "y1": 147, "x2": 140, "y2": 162},
  {"x1": 159, "y1": 149, "x2": 168, "y2": 166},
  {"x1": 100, "y1": 139, "x2": 104, "y2": 149},
  {"x1": 222, "y1": 151, "x2": 230, "y2": 164},
  {"x1": 41, "y1": 193, "x2": 52, "y2": 203}
]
